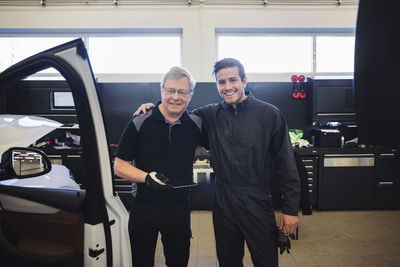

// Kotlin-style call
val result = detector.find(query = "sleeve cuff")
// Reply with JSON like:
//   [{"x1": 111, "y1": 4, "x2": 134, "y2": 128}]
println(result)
[{"x1": 282, "y1": 209, "x2": 298, "y2": 216}]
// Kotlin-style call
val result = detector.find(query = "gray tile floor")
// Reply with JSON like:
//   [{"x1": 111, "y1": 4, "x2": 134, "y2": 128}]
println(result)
[{"x1": 154, "y1": 210, "x2": 400, "y2": 267}]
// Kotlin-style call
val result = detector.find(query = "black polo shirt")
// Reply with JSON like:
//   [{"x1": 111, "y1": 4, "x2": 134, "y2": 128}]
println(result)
[{"x1": 116, "y1": 103, "x2": 208, "y2": 204}]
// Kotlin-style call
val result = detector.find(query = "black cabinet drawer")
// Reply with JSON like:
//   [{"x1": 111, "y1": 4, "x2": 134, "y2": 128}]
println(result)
[
  {"x1": 46, "y1": 152, "x2": 86, "y2": 188},
  {"x1": 375, "y1": 183, "x2": 395, "y2": 209},
  {"x1": 319, "y1": 154, "x2": 375, "y2": 210},
  {"x1": 375, "y1": 153, "x2": 398, "y2": 209},
  {"x1": 63, "y1": 154, "x2": 86, "y2": 188},
  {"x1": 301, "y1": 156, "x2": 318, "y2": 206}
]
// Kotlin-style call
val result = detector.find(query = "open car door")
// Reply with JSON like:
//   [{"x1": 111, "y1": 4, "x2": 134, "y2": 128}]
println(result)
[{"x1": 0, "y1": 39, "x2": 131, "y2": 267}]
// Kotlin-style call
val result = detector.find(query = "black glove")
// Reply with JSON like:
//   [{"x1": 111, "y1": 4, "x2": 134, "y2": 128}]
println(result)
[
  {"x1": 277, "y1": 228, "x2": 295, "y2": 255},
  {"x1": 145, "y1": 172, "x2": 170, "y2": 191}
]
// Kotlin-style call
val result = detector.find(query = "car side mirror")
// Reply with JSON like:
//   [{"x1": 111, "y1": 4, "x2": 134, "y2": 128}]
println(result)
[{"x1": 0, "y1": 147, "x2": 52, "y2": 180}]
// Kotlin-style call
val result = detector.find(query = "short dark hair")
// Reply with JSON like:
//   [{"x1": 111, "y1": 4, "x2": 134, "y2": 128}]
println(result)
[{"x1": 212, "y1": 58, "x2": 246, "y2": 82}]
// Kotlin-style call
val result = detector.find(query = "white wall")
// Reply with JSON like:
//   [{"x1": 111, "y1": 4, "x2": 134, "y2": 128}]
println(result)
[{"x1": 0, "y1": 4, "x2": 358, "y2": 81}]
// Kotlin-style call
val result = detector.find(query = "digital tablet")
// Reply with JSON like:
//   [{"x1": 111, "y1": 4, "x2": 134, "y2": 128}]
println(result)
[{"x1": 166, "y1": 181, "x2": 198, "y2": 189}]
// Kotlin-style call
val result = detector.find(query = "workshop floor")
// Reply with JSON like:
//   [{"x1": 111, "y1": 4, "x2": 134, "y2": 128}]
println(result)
[{"x1": 154, "y1": 210, "x2": 400, "y2": 267}]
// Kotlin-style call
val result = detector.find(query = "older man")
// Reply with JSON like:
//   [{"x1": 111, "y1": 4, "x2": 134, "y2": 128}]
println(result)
[{"x1": 114, "y1": 66, "x2": 207, "y2": 267}]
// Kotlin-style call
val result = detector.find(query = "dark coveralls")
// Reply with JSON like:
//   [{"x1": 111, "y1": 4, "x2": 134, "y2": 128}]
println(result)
[
  {"x1": 195, "y1": 95, "x2": 300, "y2": 267},
  {"x1": 116, "y1": 104, "x2": 207, "y2": 267}
]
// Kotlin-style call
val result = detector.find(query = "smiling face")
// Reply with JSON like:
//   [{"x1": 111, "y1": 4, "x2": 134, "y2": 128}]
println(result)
[
  {"x1": 216, "y1": 66, "x2": 248, "y2": 109},
  {"x1": 160, "y1": 76, "x2": 192, "y2": 118}
]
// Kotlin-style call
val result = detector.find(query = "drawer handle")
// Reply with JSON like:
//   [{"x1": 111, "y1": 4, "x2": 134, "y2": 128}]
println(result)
[
  {"x1": 378, "y1": 181, "x2": 393, "y2": 185},
  {"x1": 325, "y1": 154, "x2": 374, "y2": 157},
  {"x1": 324, "y1": 157, "x2": 374, "y2": 167}
]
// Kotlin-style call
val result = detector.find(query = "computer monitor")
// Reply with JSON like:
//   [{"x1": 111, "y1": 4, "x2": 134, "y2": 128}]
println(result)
[
  {"x1": 309, "y1": 76, "x2": 355, "y2": 123},
  {"x1": 51, "y1": 91, "x2": 75, "y2": 110}
]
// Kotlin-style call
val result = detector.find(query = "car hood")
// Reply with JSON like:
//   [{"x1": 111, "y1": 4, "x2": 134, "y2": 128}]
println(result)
[{"x1": 0, "y1": 114, "x2": 62, "y2": 160}]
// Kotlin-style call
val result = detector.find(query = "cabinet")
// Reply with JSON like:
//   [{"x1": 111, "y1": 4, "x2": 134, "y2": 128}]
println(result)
[
  {"x1": 319, "y1": 153, "x2": 375, "y2": 210},
  {"x1": 375, "y1": 153, "x2": 398, "y2": 209},
  {"x1": 108, "y1": 146, "x2": 133, "y2": 210},
  {"x1": 317, "y1": 148, "x2": 399, "y2": 210},
  {"x1": 45, "y1": 149, "x2": 86, "y2": 188},
  {"x1": 270, "y1": 149, "x2": 317, "y2": 212},
  {"x1": 41, "y1": 125, "x2": 86, "y2": 188},
  {"x1": 295, "y1": 148, "x2": 319, "y2": 208},
  {"x1": 112, "y1": 173, "x2": 133, "y2": 210},
  {"x1": 301, "y1": 156, "x2": 318, "y2": 207},
  {"x1": 63, "y1": 153, "x2": 85, "y2": 188}
]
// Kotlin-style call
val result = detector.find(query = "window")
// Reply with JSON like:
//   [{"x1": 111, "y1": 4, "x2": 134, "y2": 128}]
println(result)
[
  {"x1": 316, "y1": 36, "x2": 355, "y2": 72},
  {"x1": 216, "y1": 30, "x2": 355, "y2": 76},
  {"x1": 88, "y1": 36, "x2": 181, "y2": 74},
  {"x1": 218, "y1": 35, "x2": 313, "y2": 73},
  {"x1": 0, "y1": 37, "x2": 75, "y2": 73},
  {"x1": 0, "y1": 32, "x2": 182, "y2": 77}
]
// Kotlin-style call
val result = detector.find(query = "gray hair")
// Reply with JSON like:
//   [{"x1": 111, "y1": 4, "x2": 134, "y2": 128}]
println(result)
[{"x1": 161, "y1": 66, "x2": 196, "y2": 92}]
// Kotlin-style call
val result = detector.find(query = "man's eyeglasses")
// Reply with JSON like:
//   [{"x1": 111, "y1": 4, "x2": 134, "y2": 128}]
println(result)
[{"x1": 163, "y1": 88, "x2": 192, "y2": 97}]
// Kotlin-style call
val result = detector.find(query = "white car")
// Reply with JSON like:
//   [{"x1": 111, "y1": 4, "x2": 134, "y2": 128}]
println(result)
[{"x1": 0, "y1": 39, "x2": 131, "y2": 267}]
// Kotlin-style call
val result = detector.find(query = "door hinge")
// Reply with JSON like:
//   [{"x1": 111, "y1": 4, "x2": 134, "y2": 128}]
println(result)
[{"x1": 89, "y1": 247, "x2": 105, "y2": 258}]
